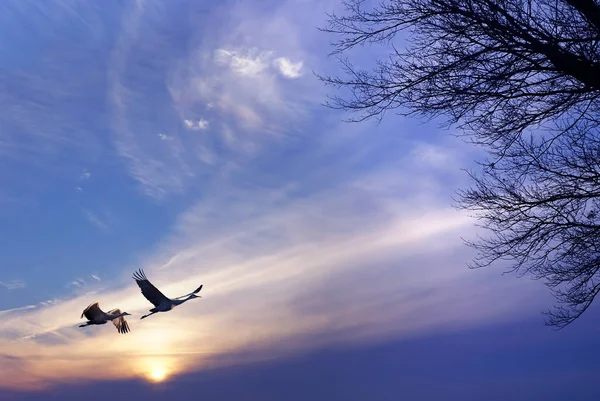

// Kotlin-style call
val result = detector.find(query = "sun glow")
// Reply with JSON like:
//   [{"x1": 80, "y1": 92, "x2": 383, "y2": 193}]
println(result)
[
  {"x1": 139, "y1": 357, "x2": 174, "y2": 383},
  {"x1": 148, "y1": 366, "x2": 167, "y2": 383}
]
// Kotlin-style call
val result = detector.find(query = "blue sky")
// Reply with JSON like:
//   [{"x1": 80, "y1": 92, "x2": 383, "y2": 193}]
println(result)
[{"x1": 1, "y1": 0, "x2": 600, "y2": 399}]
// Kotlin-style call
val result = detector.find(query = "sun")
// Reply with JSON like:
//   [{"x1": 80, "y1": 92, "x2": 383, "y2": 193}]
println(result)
[
  {"x1": 137, "y1": 356, "x2": 176, "y2": 384},
  {"x1": 148, "y1": 367, "x2": 168, "y2": 383}
]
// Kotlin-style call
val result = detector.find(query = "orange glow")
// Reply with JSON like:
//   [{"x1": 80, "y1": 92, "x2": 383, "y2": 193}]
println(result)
[{"x1": 0, "y1": 206, "x2": 476, "y2": 391}]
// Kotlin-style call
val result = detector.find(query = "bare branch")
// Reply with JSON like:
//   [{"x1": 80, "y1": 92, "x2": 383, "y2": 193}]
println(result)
[{"x1": 320, "y1": 0, "x2": 600, "y2": 328}]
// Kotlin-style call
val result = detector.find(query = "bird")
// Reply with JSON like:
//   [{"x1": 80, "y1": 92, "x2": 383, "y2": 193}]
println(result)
[
  {"x1": 79, "y1": 302, "x2": 131, "y2": 334},
  {"x1": 132, "y1": 269, "x2": 203, "y2": 320}
]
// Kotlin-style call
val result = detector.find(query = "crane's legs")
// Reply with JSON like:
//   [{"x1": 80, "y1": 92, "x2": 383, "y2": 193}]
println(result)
[
  {"x1": 140, "y1": 311, "x2": 157, "y2": 319},
  {"x1": 79, "y1": 323, "x2": 90, "y2": 328}
]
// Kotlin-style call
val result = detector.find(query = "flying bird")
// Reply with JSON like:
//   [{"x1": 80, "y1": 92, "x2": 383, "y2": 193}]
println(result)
[
  {"x1": 79, "y1": 302, "x2": 131, "y2": 334},
  {"x1": 132, "y1": 269, "x2": 203, "y2": 320}
]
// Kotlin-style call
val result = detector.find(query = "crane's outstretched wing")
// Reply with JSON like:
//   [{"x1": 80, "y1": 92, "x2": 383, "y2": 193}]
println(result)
[
  {"x1": 132, "y1": 269, "x2": 170, "y2": 307},
  {"x1": 108, "y1": 309, "x2": 130, "y2": 334},
  {"x1": 174, "y1": 284, "x2": 203, "y2": 300},
  {"x1": 81, "y1": 302, "x2": 104, "y2": 320}
]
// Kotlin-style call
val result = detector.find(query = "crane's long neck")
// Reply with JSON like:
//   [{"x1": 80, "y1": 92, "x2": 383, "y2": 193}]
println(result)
[{"x1": 173, "y1": 295, "x2": 195, "y2": 306}]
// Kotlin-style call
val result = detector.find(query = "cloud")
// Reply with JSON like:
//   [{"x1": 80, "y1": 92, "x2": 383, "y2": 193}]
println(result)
[
  {"x1": 183, "y1": 119, "x2": 209, "y2": 131},
  {"x1": 214, "y1": 49, "x2": 303, "y2": 79},
  {"x1": 196, "y1": 144, "x2": 217, "y2": 165},
  {"x1": 215, "y1": 48, "x2": 273, "y2": 76},
  {"x1": 39, "y1": 299, "x2": 60, "y2": 307},
  {"x1": 79, "y1": 170, "x2": 91, "y2": 180},
  {"x1": 0, "y1": 3, "x2": 105, "y2": 204},
  {"x1": 106, "y1": 0, "x2": 327, "y2": 200},
  {"x1": 106, "y1": 3, "x2": 213, "y2": 201},
  {"x1": 107, "y1": 2, "x2": 188, "y2": 201},
  {"x1": 0, "y1": 280, "x2": 25, "y2": 290},
  {"x1": 82, "y1": 209, "x2": 108, "y2": 230},
  {"x1": 69, "y1": 279, "x2": 86, "y2": 288},
  {"x1": 273, "y1": 57, "x2": 303, "y2": 78},
  {"x1": 0, "y1": 305, "x2": 35, "y2": 316},
  {"x1": 0, "y1": 158, "x2": 546, "y2": 389},
  {"x1": 173, "y1": 46, "x2": 309, "y2": 131},
  {"x1": 91, "y1": 274, "x2": 101, "y2": 282}
]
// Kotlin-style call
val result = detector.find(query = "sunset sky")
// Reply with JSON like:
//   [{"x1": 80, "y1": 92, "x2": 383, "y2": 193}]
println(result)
[{"x1": 1, "y1": 1, "x2": 600, "y2": 400}]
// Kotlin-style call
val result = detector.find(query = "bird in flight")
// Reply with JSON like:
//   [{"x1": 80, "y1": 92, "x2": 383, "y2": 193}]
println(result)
[
  {"x1": 132, "y1": 269, "x2": 203, "y2": 320},
  {"x1": 79, "y1": 302, "x2": 131, "y2": 334}
]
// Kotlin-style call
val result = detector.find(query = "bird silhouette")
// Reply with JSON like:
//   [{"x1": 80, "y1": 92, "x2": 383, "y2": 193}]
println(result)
[
  {"x1": 79, "y1": 302, "x2": 131, "y2": 334},
  {"x1": 132, "y1": 269, "x2": 203, "y2": 320}
]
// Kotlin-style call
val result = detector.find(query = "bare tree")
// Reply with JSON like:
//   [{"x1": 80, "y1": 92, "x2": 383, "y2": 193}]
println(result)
[{"x1": 318, "y1": 0, "x2": 600, "y2": 328}]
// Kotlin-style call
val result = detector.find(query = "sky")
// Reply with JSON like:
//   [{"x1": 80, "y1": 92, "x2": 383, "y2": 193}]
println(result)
[{"x1": 1, "y1": 0, "x2": 600, "y2": 400}]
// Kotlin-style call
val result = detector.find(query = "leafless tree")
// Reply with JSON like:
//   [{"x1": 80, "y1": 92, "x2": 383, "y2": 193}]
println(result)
[{"x1": 318, "y1": 0, "x2": 600, "y2": 328}]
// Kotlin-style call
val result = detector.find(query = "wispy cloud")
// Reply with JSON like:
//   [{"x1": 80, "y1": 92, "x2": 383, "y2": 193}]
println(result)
[
  {"x1": 0, "y1": 280, "x2": 25, "y2": 290},
  {"x1": 183, "y1": 119, "x2": 209, "y2": 131},
  {"x1": 82, "y1": 209, "x2": 108, "y2": 230},
  {"x1": 79, "y1": 170, "x2": 91, "y2": 180},
  {"x1": 91, "y1": 274, "x2": 101, "y2": 282},
  {"x1": 215, "y1": 48, "x2": 273, "y2": 76},
  {"x1": 69, "y1": 278, "x2": 86, "y2": 288},
  {"x1": 0, "y1": 2, "x2": 113, "y2": 207},
  {"x1": 273, "y1": 57, "x2": 303, "y2": 78},
  {"x1": 171, "y1": 46, "x2": 310, "y2": 134},
  {"x1": 107, "y1": 2, "x2": 189, "y2": 201},
  {"x1": 0, "y1": 161, "x2": 545, "y2": 389},
  {"x1": 0, "y1": 305, "x2": 35, "y2": 316},
  {"x1": 39, "y1": 299, "x2": 60, "y2": 307},
  {"x1": 107, "y1": 0, "x2": 326, "y2": 200},
  {"x1": 215, "y1": 49, "x2": 303, "y2": 79}
]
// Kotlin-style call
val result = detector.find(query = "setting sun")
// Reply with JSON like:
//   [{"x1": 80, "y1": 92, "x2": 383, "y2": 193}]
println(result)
[
  {"x1": 137, "y1": 356, "x2": 180, "y2": 384},
  {"x1": 148, "y1": 367, "x2": 167, "y2": 383}
]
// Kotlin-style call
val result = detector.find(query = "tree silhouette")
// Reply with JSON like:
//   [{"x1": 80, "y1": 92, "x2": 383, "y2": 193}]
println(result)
[{"x1": 318, "y1": 0, "x2": 600, "y2": 328}]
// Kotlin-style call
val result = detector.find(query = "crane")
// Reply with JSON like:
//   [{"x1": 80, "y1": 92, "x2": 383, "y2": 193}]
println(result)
[
  {"x1": 79, "y1": 302, "x2": 131, "y2": 334},
  {"x1": 132, "y1": 269, "x2": 203, "y2": 320}
]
